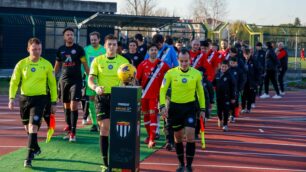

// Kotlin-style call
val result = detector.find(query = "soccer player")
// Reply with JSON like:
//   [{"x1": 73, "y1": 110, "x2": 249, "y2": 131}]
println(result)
[
  {"x1": 175, "y1": 40, "x2": 183, "y2": 54},
  {"x1": 54, "y1": 27, "x2": 90, "y2": 142},
  {"x1": 135, "y1": 33, "x2": 147, "y2": 59},
  {"x1": 88, "y1": 34, "x2": 129, "y2": 171},
  {"x1": 213, "y1": 60, "x2": 236, "y2": 131},
  {"x1": 123, "y1": 40, "x2": 143, "y2": 67},
  {"x1": 260, "y1": 42, "x2": 281, "y2": 99},
  {"x1": 276, "y1": 42, "x2": 288, "y2": 96},
  {"x1": 136, "y1": 43, "x2": 169, "y2": 148},
  {"x1": 83, "y1": 31, "x2": 106, "y2": 132},
  {"x1": 145, "y1": 34, "x2": 178, "y2": 68},
  {"x1": 241, "y1": 48, "x2": 260, "y2": 113},
  {"x1": 218, "y1": 39, "x2": 230, "y2": 62},
  {"x1": 301, "y1": 48, "x2": 305, "y2": 61},
  {"x1": 160, "y1": 48, "x2": 205, "y2": 172},
  {"x1": 253, "y1": 42, "x2": 266, "y2": 97},
  {"x1": 9, "y1": 38, "x2": 57, "y2": 168},
  {"x1": 228, "y1": 57, "x2": 245, "y2": 121},
  {"x1": 189, "y1": 39, "x2": 201, "y2": 63}
]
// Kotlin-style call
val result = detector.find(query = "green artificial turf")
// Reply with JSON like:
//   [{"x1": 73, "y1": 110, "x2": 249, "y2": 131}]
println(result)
[{"x1": 0, "y1": 125, "x2": 165, "y2": 172}]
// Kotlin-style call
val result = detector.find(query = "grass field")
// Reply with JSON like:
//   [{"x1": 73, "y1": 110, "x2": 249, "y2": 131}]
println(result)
[
  {"x1": 0, "y1": 125, "x2": 165, "y2": 171},
  {"x1": 288, "y1": 57, "x2": 306, "y2": 69}
]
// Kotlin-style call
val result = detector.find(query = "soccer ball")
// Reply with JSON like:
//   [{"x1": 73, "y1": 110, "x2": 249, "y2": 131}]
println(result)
[{"x1": 117, "y1": 63, "x2": 136, "y2": 83}]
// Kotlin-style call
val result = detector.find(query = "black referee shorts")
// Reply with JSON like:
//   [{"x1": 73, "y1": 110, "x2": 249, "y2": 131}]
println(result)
[
  {"x1": 168, "y1": 101, "x2": 197, "y2": 132},
  {"x1": 95, "y1": 94, "x2": 111, "y2": 121},
  {"x1": 19, "y1": 95, "x2": 48, "y2": 126},
  {"x1": 60, "y1": 81, "x2": 82, "y2": 103}
]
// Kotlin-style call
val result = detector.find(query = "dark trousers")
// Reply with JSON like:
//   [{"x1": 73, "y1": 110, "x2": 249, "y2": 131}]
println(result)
[
  {"x1": 217, "y1": 99, "x2": 230, "y2": 126},
  {"x1": 278, "y1": 67, "x2": 287, "y2": 92},
  {"x1": 264, "y1": 69, "x2": 280, "y2": 95},
  {"x1": 164, "y1": 118, "x2": 174, "y2": 145},
  {"x1": 242, "y1": 83, "x2": 256, "y2": 110}
]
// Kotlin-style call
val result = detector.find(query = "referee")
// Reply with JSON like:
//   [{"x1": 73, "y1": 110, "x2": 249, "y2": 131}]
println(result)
[
  {"x1": 8, "y1": 38, "x2": 57, "y2": 168},
  {"x1": 160, "y1": 48, "x2": 205, "y2": 172},
  {"x1": 88, "y1": 34, "x2": 129, "y2": 171}
]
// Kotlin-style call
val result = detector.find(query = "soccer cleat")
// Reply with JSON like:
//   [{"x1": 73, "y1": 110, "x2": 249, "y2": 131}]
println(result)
[
  {"x1": 260, "y1": 93, "x2": 270, "y2": 99},
  {"x1": 272, "y1": 95, "x2": 282, "y2": 99},
  {"x1": 246, "y1": 109, "x2": 251, "y2": 114},
  {"x1": 251, "y1": 103, "x2": 256, "y2": 108},
  {"x1": 165, "y1": 143, "x2": 174, "y2": 151},
  {"x1": 144, "y1": 137, "x2": 149, "y2": 144},
  {"x1": 63, "y1": 132, "x2": 70, "y2": 140},
  {"x1": 186, "y1": 166, "x2": 193, "y2": 172},
  {"x1": 148, "y1": 141, "x2": 156, "y2": 149},
  {"x1": 176, "y1": 165, "x2": 185, "y2": 172},
  {"x1": 230, "y1": 116, "x2": 235, "y2": 123},
  {"x1": 24, "y1": 160, "x2": 32, "y2": 168},
  {"x1": 69, "y1": 133, "x2": 76, "y2": 142},
  {"x1": 217, "y1": 119, "x2": 222, "y2": 128},
  {"x1": 222, "y1": 125, "x2": 229, "y2": 132},
  {"x1": 82, "y1": 119, "x2": 88, "y2": 125},
  {"x1": 280, "y1": 91, "x2": 286, "y2": 96},
  {"x1": 90, "y1": 125, "x2": 98, "y2": 132},
  {"x1": 241, "y1": 109, "x2": 247, "y2": 113},
  {"x1": 63, "y1": 125, "x2": 70, "y2": 132}
]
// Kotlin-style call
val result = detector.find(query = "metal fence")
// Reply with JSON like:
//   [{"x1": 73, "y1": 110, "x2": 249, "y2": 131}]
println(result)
[{"x1": 284, "y1": 62, "x2": 302, "y2": 84}]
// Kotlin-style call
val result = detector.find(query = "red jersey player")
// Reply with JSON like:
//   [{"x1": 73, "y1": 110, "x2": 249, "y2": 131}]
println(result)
[{"x1": 136, "y1": 43, "x2": 169, "y2": 148}]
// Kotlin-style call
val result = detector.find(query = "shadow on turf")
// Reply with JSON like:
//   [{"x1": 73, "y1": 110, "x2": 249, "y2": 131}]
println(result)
[
  {"x1": 30, "y1": 166, "x2": 97, "y2": 172},
  {"x1": 35, "y1": 158, "x2": 101, "y2": 165}
]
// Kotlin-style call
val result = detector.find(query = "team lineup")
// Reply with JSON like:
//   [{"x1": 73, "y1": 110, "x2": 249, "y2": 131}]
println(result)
[{"x1": 7, "y1": 27, "x2": 289, "y2": 172}]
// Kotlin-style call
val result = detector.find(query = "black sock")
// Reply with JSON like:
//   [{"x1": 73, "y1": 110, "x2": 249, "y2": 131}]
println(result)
[
  {"x1": 26, "y1": 133, "x2": 37, "y2": 160},
  {"x1": 186, "y1": 142, "x2": 196, "y2": 167},
  {"x1": 65, "y1": 108, "x2": 71, "y2": 130},
  {"x1": 71, "y1": 111, "x2": 78, "y2": 134},
  {"x1": 175, "y1": 142, "x2": 185, "y2": 166},
  {"x1": 100, "y1": 136, "x2": 109, "y2": 166}
]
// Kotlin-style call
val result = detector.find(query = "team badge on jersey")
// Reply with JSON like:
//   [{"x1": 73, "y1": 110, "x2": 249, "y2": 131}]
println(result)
[
  {"x1": 71, "y1": 49, "x2": 76, "y2": 54},
  {"x1": 31, "y1": 67, "x2": 36, "y2": 72},
  {"x1": 182, "y1": 78, "x2": 187, "y2": 83},
  {"x1": 224, "y1": 77, "x2": 227, "y2": 81},
  {"x1": 133, "y1": 56, "x2": 138, "y2": 60},
  {"x1": 108, "y1": 64, "x2": 113, "y2": 70},
  {"x1": 188, "y1": 117, "x2": 194, "y2": 124},
  {"x1": 234, "y1": 72, "x2": 237, "y2": 75},
  {"x1": 116, "y1": 121, "x2": 130, "y2": 138}
]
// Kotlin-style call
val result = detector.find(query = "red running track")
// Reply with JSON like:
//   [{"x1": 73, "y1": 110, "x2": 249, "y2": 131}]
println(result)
[{"x1": 140, "y1": 90, "x2": 306, "y2": 172}]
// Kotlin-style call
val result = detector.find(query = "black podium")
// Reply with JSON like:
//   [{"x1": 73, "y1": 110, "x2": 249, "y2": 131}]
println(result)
[{"x1": 109, "y1": 86, "x2": 141, "y2": 172}]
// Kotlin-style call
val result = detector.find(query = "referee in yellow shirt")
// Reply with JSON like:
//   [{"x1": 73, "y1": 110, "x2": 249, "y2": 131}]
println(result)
[
  {"x1": 88, "y1": 34, "x2": 129, "y2": 171},
  {"x1": 160, "y1": 48, "x2": 205, "y2": 172},
  {"x1": 8, "y1": 38, "x2": 57, "y2": 168}
]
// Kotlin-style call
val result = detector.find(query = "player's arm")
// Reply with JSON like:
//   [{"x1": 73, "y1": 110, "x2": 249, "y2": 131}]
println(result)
[
  {"x1": 136, "y1": 63, "x2": 143, "y2": 86},
  {"x1": 47, "y1": 63, "x2": 58, "y2": 114},
  {"x1": 170, "y1": 48, "x2": 179, "y2": 67},
  {"x1": 88, "y1": 59, "x2": 103, "y2": 95},
  {"x1": 159, "y1": 72, "x2": 171, "y2": 109},
  {"x1": 47, "y1": 63, "x2": 58, "y2": 103},
  {"x1": 8, "y1": 62, "x2": 22, "y2": 110},
  {"x1": 81, "y1": 56, "x2": 90, "y2": 75},
  {"x1": 54, "y1": 50, "x2": 62, "y2": 75},
  {"x1": 196, "y1": 72, "x2": 205, "y2": 111}
]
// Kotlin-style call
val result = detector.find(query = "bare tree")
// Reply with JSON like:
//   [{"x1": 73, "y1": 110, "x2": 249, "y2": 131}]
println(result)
[
  {"x1": 121, "y1": 0, "x2": 160, "y2": 16},
  {"x1": 191, "y1": 0, "x2": 228, "y2": 28}
]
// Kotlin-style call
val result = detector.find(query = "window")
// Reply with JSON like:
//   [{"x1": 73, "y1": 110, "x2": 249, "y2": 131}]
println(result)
[{"x1": 45, "y1": 21, "x2": 87, "y2": 49}]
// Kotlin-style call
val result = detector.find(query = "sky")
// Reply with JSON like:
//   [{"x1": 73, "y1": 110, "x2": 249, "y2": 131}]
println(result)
[{"x1": 86, "y1": 0, "x2": 306, "y2": 25}]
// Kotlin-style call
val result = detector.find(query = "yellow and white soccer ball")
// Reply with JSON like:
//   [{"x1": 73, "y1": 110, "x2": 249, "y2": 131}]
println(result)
[{"x1": 117, "y1": 63, "x2": 136, "y2": 83}]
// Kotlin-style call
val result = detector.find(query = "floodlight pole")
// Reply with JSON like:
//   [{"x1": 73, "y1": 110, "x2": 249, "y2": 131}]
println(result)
[
  {"x1": 74, "y1": 12, "x2": 100, "y2": 43},
  {"x1": 30, "y1": 16, "x2": 35, "y2": 37}
]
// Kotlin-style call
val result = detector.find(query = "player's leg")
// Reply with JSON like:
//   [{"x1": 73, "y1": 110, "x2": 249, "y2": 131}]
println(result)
[
  {"x1": 61, "y1": 81, "x2": 72, "y2": 134},
  {"x1": 222, "y1": 102, "x2": 230, "y2": 132},
  {"x1": 169, "y1": 102, "x2": 185, "y2": 172},
  {"x1": 148, "y1": 98, "x2": 158, "y2": 148},
  {"x1": 69, "y1": 82, "x2": 82, "y2": 141},
  {"x1": 141, "y1": 99, "x2": 150, "y2": 143},
  {"x1": 96, "y1": 94, "x2": 111, "y2": 169},
  {"x1": 216, "y1": 100, "x2": 223, "y2": 128},
  {"x1": 24, "y1": 96, "x2": 47, "y2": 167},
  {"x1": 184, "y1": 102, "x2": 197, "y2": 172},
  {"x1": 88, "y1": 96, "x2": 98, "y2": 131}
]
